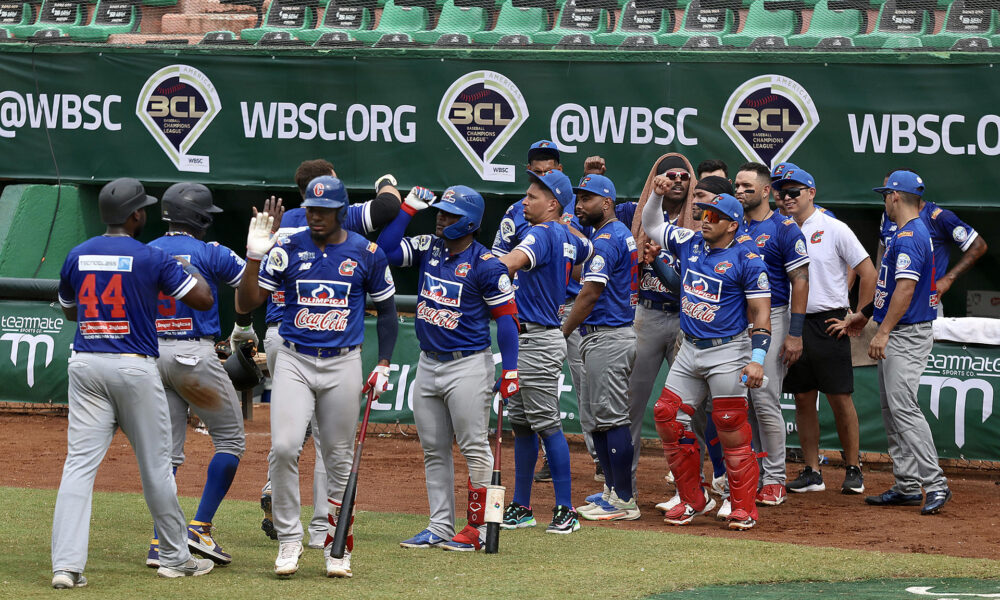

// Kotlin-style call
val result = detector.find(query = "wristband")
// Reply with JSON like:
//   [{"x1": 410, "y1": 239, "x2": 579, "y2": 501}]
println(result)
[
  {"x1": 182, "y1": 263, "x2": 201, "y2": 277},
  {"x1": 751, "y1": 348, "x2": 767, "y2": 365},
  {"x1": 789, "y1": 312, "x2": 805, "y2": 337},
  {"x1": 246, "y1": 250, "x2": 265, "y2": 261},
  {"x1": 861, "y1": 302, "x2": 875, "y2": 319},
  {"x1": 235, "y1": 312, "x2": 252, "y2": 327},
  {"x1": 401, "y1": 203, "x2": 420, "y2": 217}
]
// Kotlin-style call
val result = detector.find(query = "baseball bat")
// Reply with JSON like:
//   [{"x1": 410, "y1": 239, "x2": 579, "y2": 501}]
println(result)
[
  {"x1": 330, "y1": 387, "x2": 376, "y2": 559},
  {"x1": 484, "y1": 394, "x2": 505, "y2": 554}
]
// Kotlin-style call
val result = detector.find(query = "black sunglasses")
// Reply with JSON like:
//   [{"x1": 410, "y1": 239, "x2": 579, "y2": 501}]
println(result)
[{"x1": 777, "y1": 187, "x2": 806, "y2": 199}]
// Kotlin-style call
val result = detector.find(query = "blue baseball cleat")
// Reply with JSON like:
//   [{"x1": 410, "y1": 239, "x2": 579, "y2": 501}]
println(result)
[{"x1": 400, "y1": 529, "x2": 447, "y2": 549}]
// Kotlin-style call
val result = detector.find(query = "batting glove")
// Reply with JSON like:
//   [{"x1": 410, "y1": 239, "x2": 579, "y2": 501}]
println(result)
[
  {"x1": 402, "y1": 186, "x2": 436, "y2": 216},
  {"x1": 229, "y1": 323, "x2": 259, "y2": 355},
  {"x1": 246, "y1": 213, "x2": 277, "y2": 261},
  {"x1": 362, "y1": 364, "x2": 392, "y2": 399},
  {"x1": 375, "y1": 173, "x2": 397, "y2": 193},
  {"x1": 494, "y1": 369, "x2": 520, "y2": 400}
]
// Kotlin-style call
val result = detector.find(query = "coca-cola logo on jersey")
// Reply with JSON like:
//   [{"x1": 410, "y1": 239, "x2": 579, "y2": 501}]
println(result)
[
  {"x1": 416, "y1": 300, "x2": 461, "y2": 330},
  {"x1": 682, "y1": 297, "x2": 720, "y2": 323},
  {"x1": 640, "y1": 271, "x2": 666, "y2": 293},
  {"x1": 294, "y1": 308, "x2": 350, "y2": 331}
]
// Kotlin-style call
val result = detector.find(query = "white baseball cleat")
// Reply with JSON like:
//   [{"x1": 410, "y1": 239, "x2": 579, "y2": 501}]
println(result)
[
  {"x1": 274, "y1": 541, "x2": 303, "y2": 577},
  {"x1": 325, "y1": 548, "x2": 352, "y2": 578},
  {"x1": 656, "y1": 492, "x2": 682, "y2": 513},
  {"x1": 716, "y1": 498, "x2": 732, "y2": 520},
  {"x1": 711, "y1": 474, "x2": 727, "y2": 497}
]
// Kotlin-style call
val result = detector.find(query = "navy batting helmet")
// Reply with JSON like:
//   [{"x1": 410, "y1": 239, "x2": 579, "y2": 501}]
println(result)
[
  {"x1": 436, "y1": 185, "x2": 484, "y2": 240},
  {"x1": 302, "y1": 176, "x2": 349, "y2": 220},
  {"x1": 98, "y1": 178, "x2": 158, "y2": 225},
  {"x1": 161, "y1": 183, "x2": 222, "y2": 230},
  {"x1": 225, "y1": 341, "x2": 263, "y2": 392}
]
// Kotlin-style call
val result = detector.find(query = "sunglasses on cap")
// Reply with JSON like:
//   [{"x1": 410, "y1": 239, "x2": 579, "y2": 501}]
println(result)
[
  {"x1": 701, "y1": 209, "x2": 732, "y2": 224},
  {"x1": 664, "y1": 171, "x2": 691, "y2": 182},
  {"x1": 777, "y1": 187, "x2": 807, "y2": 199}
]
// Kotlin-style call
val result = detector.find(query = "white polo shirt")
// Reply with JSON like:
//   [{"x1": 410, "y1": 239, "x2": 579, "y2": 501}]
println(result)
[{"x1": 797, "y1": 207, "x2": 870, "y2": 313}]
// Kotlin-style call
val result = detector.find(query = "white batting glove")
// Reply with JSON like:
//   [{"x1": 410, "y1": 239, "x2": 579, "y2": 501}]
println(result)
[
  {"x1": 246, "y1": 212, "x2": 277, "y2": 260},
  {"x1": 229, "y1": 323, "x2": 259, "y2": 355},
  {"x1": 402, "y1": 186, "x2": 436, "y2": 214},
  {"x1": 362, "y1": 364, "x2": 391, "y2": 399},
  {"x1": 375, "y1": 173, "x2": 397, "y2": 193}
]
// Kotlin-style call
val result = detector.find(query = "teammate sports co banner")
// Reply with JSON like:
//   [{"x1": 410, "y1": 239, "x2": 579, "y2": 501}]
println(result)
[{"x1": 0, "y1": 47, "x2": 999, "y2": 208}]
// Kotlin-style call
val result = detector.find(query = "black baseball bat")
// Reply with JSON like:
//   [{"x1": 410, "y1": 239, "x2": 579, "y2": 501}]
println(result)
[
  {"x1": 330, "y1": 388, "x2": 376, "y2": 559},
  {"x1": 484, "y1": 394, "x2": 505, "y2": 554}
]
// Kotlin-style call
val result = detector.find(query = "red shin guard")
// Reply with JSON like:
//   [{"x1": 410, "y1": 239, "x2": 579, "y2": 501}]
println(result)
[
  {"x1": 654, "y1": 388, "x2": 705, "y2": 509},
  {"x1": 712, "y1": 397, "x2": 759, "y2": 520},
  {"x1": 324, "y1": 498, "x2": 354, "y2": 552}
]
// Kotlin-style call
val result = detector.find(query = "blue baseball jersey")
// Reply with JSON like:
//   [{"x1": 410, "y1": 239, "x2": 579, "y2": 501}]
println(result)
[
  {"x1": 265, "y1": 203, "x2": 373, "y2": 324},
  {"x1": 655, "y1": 224, "x2": 771, "y2": 338},
  {"x1": 735, "y1": 212, "x2": 809, "y2": 308},
  {"x1": 874, "y1": 218, "x2": 938, "y2": 325},
  {"x1": 258, "y1": 229, "x2": 394, "y2": 348},
  {"x1": 397, "y1": 236, "x2": 514, "y2": 353},
  {"x1": 561, "y1": 200, "x2": 636, "y2": 298},
  {"x1": 581, "y1": 219, "x2": 638, "y2": 327},
  {"x1": 879, "y1": 201, "x2": 977, "y2": 278},
  {"x1": 58, "y1": 236, "x2": 197, "y2": 357},
  {"x1": 640, "y1": 213, "x2": 681, "y2": 306},
  {"x1": 149, "y1": 233, "x2": 245, "y2": 339},
  {"x1": 511, "y1": 222, "x2": 592, "y2": 327},
  {"x1": 492, "y1": 198, "x2": 530, "y2": 258}
]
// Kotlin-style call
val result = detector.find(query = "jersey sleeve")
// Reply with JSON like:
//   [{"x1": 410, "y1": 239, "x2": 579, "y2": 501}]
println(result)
[
  {"x1": 582, "y1": 236, "x2": 616, "y2": 286},
  {"x1": 513, "y1": 224, "x2": 553, "y2": 271},
  {"x1": 258, "y1": 244, "x2": 289, "y2": 292},
  {"x1": 343, "y1": 201, "x2": 373, "y2": 235},
  {"x1": 214, "y1": 243, "x2": 247, "y2": 288},
  {"x1": 492, "y1": 204, "x2": 521, "y2": 256},
  {"x1": 660, "y1": 223, "x2": 696, "y2": 258},
  {"x1": 836, "y1": 221, "x2": 871, "y2": 269},
  {"x1": 477, "y1": 256, "x2": 516, "y2": 307},
  {"x1": 573, "y1": 234, "x2": 594, "y2": 266},
  {"x1": 154, "y1": 246, "x2": 197, "y2": 299},
  {"x1": 398, "y1": 234, "x2": 433, "y2": 268},
  {"x1": 58, "y1": 252, "x2": 77, "y2": 308},
  {"x1": 781, "y1": 221, "x2": 810, "y2": 273},
  {"x1": 935, "y1": 207, "x2": 978, "y2": 252},
  {"x1": 614, "y1": 201, "x2": 637, "y2": 230},
  {"x1": 742, "y1": 252, "x2": 771, "y2": 300},
  {"x1": 364, "y1": 245, "x2": 396, "y2": 302},
  {"x1": 891, "y1": 235, "x2": 924, "y2": 282},
  {"x1": 878, "y1": 211, "x2": 891, "y2": 249}
]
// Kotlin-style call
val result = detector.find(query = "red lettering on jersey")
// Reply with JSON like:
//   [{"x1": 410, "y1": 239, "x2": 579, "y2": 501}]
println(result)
[
  {"x1": 416, "y1": 300, "x2": 461, "y2": 330},
  {"x1": 80, "y1": 274, "x2": 127, "y2": 319},
  {"x1": 293, "y1": 308, "x2": 350, "y2": 331},
  {"x1": 681, "y1": 297, "x2": 719, "y2": 322},
  {"x1": 80, "y1": 321, "x2": 131, "y2": 335},
  {"x1": 640, "y1": 272, "x2": 667, "y2": 293},
  {"x1": 156, "y1": 318, "x2": 193, "y2": 332},
  {"x1": 271, "y1": 291, "x2": 285, "y2": 304}
]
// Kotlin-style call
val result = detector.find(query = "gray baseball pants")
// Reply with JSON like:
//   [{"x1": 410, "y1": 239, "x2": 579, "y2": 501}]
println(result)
[
  {"x1": 508, "y1": 326, "x2": 566, "y2": 431},
  {"x1": 666, "y1": 335, "x2": 750, "y2": 423},
  {"x1": 562, "y1": 299, "x2": 595, "y2": 458},
  {"x1": 748, "y1": 305, "x2": 789, "y2": 486},
  {"x1": 879, "y1": 321, "x2": 948, "y2": 494},
  {"x1": 53, "y1": 353, "x2": 192, "y2": 573},
  {"x1": 412, "y1": 350, "x2": 493, "y2": 540},
  {"x1": 579, "y1": 327, "x2": 637, "y2": 432}
]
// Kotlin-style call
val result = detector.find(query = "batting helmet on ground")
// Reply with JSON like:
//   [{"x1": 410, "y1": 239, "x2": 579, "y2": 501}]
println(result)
[
  {"x1": 436, "y1": 185, "x2": 484, "y2": 240},
  {"x1": 302, "y1": 176, "x2": 349, "y2": 220},
  {"x1": 161, "y1": 183, "x2": 222, "y2": 230},
  {"x1": 225, "y1": 341, "x2": 263, "y2": 392},
  {"x1": 98, "y1": 178, "x2": 158, "y2": 225}
]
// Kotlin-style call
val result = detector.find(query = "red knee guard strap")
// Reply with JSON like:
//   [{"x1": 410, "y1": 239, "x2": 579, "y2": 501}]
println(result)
[
  {"x1": 467, "y1": 478, "x2": 486, "y2": 527},
  {"x1": 325, "y1": 498, "x2": 354, "y2": 552}
]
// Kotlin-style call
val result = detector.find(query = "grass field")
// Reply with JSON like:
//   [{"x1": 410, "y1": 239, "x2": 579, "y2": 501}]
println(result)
[{"x1": 4, "y1": 486, "x2": 999, "y2": 599}]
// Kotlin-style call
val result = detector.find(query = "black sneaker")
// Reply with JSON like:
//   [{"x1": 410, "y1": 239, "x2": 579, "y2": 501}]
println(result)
[
  {"x1": 594, "y1": 463, "x2": 605, "y2": 483},
  {"x1": 534, "y1": 458, "x2": 552, "y2": 482},
  {"x1": 787, "y1": 466, "x2": 825, "y2": 493},
  {"x1": 546, "y1": 505, "x2": 581, "y2": 534},
  {"x1": 500, "y1": 501, "x2": 536, "y2": 529},
  {"x1": 841, "y1": 465, "x2": 864, "y2": 494}
]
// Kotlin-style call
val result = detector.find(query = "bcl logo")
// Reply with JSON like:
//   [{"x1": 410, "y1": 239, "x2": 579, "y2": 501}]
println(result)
[
  {"x1": 437, "y1": 71, "x2": 528, "y2": 183},
  {"x1": 136, "y1": 65, "x2": 221, "y2": 173},
  {"x1": 720, "y1": 74, "x2": 819, "y2": 169}
]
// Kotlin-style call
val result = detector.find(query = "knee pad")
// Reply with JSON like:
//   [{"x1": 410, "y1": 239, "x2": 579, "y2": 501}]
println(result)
[
  {"x1": 537, "y1": 425, "x2": 563, "y2": 440},
  {"x1": 467, "y1": 478, "x2": 486, "y2": 527},
  {"x1": 653, "y1": 388, "x2": 692, "y2": 444},
  {"x1": 712, "y1": 396, "x2": 750, "y2": 433},
  {"x1": 511, "y1": 422, "x2": 534, "y2": 438}
]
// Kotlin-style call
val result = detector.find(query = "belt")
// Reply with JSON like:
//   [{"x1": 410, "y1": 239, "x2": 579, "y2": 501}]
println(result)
[
  {"x1": 686, "y1": 335, "x2": 737, "y2": 350},
  {"x1": 519, "y1": 321, "x2": 559, "y2": 334},
  {"x1": 159, "y1": 336, "x2": 215, "y2": 343},
  {"x1": 640, "y1": 298, "x2": 680, "y2": 312},
  {"x1": 72, "y1": 351, "x2": 151, "y2": 359},
  {"x1": 578, "y1": 324, "x2": 627, "y2": 337},
  {"x1": 893, "y1": 320, "x2": 933, "y2": 331},
  {"x1": 423, "y1": 348, "x2": 486, "y2": 362},
  {"x1": 266, "y1": 322, "x2": 281, "y2": 328},
  {"x1": 806, "y1": 308, "x2": 848, "y2": 320},
  {"x1": 282, "y1": 340, "x2": 359, "y2": 358}
]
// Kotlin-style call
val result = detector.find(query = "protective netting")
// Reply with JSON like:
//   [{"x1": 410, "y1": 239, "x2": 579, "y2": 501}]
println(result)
[{"x1": 0, "y1": 0, "x2": 997, "y2": 51}]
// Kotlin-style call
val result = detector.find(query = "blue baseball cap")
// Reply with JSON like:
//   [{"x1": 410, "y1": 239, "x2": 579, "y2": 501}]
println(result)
[
  {"x1": 873, "y1": 170, "x2": 925, "y2": 196},
  {"x1": 770, "y1": 161, "x2": 798, "y2": 181},
  {"x1": 695, "y1": 193, "x2": 744, "y2": 223},
  {"x1": 527, "y1": 140, "x2": 560, "y2": 164},
  {"x1": 772, "y1": 167, "x2": 815, "y2": 190},
  {"x1": 529, "y1": 169, "x2": 574, "y2": 207},
  {"x1": 573, "y1": 174, "x2": 616, "y2": 202}
]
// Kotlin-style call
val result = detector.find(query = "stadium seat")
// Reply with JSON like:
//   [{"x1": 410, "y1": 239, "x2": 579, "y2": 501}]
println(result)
[
  {"x1": 553, "y1": 31, "x2": 602, "y2": 44},
  {"x1": 747, "y1": 33, "x2": 788, "y2": 46},
  {"x1": 492, "y1": 31, "x2": 535, "y2": 44},
  {"x1": 721, "y1": 0, "x2": 796, "y2": 45},
  {"x1": 200, "y1": 30, "x2": 251, "y2": 44},
  {"x1": 60, "y1": 0, "x2": 141, "y2": 42},
  {"x1": 0, "y1": 2, "x2": 36, "y2": 30},
  {"x1": 410, "y1": 0, "x2": 486, "y2": 42},
  {"x1": 312, "y1": 30, "x2": 366, "y2": 44},
  {"x1": 350, "y1": 0, "x2": 428, "y2": 42},
  {"x1": 240, "y1": 0, "x2": 319, "y2": 43},
  {"x1": 950, "y1": 35, "x2": 995, "y2": 50},
  {"x1": 255, "y1": 29, "x2": 311, "y2": 44},
  {"x1": 922, "y1": 0, "x2": 998, "y2": 48},
  {"x1": 680, "y1": 32, "x2": 725, "y2": 46},
  {"x1": 531, "y1": 0, "x2": 611, "y2": 43},
  {"x1": 432, "y1": 31, "x2": 481, "y2": 43},
  {"x1": 4, "y1": 0, "x2": 87, "y2": 38},
  {"x1": 852, "y1": 0, "x2": 932, "y2": 47},
  {"x1": 812, "y1": 33, "x2": 856, "y2": 48},
  {"x1": 786, "y1": 0, "x2": 862, "y2": 47},
  {"x1": 296, "y1": 0, "x2": 374, "y2": 44},
  {"x1": 657, "y1": 0, "x2": 735, "y2": 45},
  {"x1": 880, "y1": 33, "x2": 923, "y2": 47},
  {"x1": 592, "y1": 0, "x2": 674, "y2": 46},
  {"x1": 372, "y1": 30, "x2": 421, "y2": 44},
  {"x1": 472, "y1": 0, "x2": 547, "y2": 43},
  {"x1": 618, "y1": 32, "x2": 659, "y2": 46}
]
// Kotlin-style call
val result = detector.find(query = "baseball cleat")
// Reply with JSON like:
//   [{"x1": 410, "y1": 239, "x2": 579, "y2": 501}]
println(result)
[
  {"x1": 325, "y1": 547, "x2": 352, "y2": 578},
  {"x1": 656, "y1": 492, "x2": 682, "y2": 513},
  {"x1": 610, "y1": 498, "x2": 641, "y2": 521},
  {"x1": 711, "y1": 473, "x2": 727, "y2": 497},
  {"x1": 716, "y1": 498, "x2": 732, "y2": 520},
  {"x1": 441, "y1": 525, "x2": 484, "y2": 552},
  {"x1": 501, "y1": 502, "x2": 536, "y2": 529},
  {"x1": 146, "y1": 538, "x2": 160, "y2": 568},
  {"x1": 261, "y1": 482, "x2": 277, "y2": 541},
  {"x1": 274, "y1": 541, "x2": 303, "y2": 576},
  {"x1": 787, "y1": 467, "x2": 825, "y2": 493},
  {"x1": 399, "y1": 529, "x2": 447, "y2": 549},
  {"x1": 157, "y1": 557, "x2": 214, "y2": 578},
  {"x1": 578, "y1": 488, "x2": 610, "y2": 513},
  {"x1": 594, "y1": 463, "x2": 606, "y2": 483},
  {"x1": 756, "y1": 484, "x2": 787, "y2": 506},
  {"x1": 865, "y1": 489, "x2": 923, "y2": 506},
  {"x1": 187, "y1": 521, "x2": 232, "y2": 565},
  {"x1": 663, "y1": 490, "x2": 716, "y2": 526},
  {"x1": 546, "y1": 505, "x2": 581, "y2": 534},
  {"x1": 534, "y1": 459, "x2": 552, "y2": 483},
  {"x1": 727, "y1": 508, "x2": 756, "y2": 531},
  {"x1": 664, "y1": 470, "x2": 675, "y2": 485},
  {"x1": 52, "y1": 571, "x2": 87, "y2": 589},
  {"x1": 921, "y1": 488, "x2": 952, "y2": 515},
  {"x1": 841, "y1": 465, "x2": 865, "y2": 495}
]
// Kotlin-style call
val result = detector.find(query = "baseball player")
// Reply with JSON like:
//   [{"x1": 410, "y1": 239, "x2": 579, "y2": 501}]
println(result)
[
  {"x1": 560, "y1": 174, "x2": 641, "y2": 522},
  {"x1": 247, "y1": 159, "x2": 400, "y2": 547},
  {"x1": 143, "y1": 183, "x2": 247, "y2": 569},
  {"x1": 52, "y1": 178, "x2": 217, "y2": 588},
  {"x1": 378, "y1": 184, "x2": 520, "y2": 552},
  {"x1": 642, "y1": 182, "x2": 772, "y2": 531},
  {"x1": 236, "y1": 176, "x2": 398, "y2": 578},
  {"x1": 497, "y1": 169, "x2": 591, "y2": 534},
  {"x1": 733, "y1": 163, "x2": 810, "y2": 507}
]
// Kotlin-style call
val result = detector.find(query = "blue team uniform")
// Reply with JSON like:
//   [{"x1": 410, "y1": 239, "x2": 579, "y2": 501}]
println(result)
[
  {"x1": 511, "y1": 222, "x2": 592, "y2": 327},
  {"x1": 879, "y1": 200, "x2": 977, "y2": 277},
  {"x1": 149, "y1": 233, "x2": 246, "y2": 339},
  {"x1": 874, "y1": 219, "x2": 938, "y2": 325},
  {"x1": 640, "y1": 213, "x2": 681, "y2": 309},
  {"x1": 394, "y1": 235, "x2": 514, "y2": 353},
  {"x1": 258, "y1": 229, "x2": 395, "y2": 349},
  {"x1": 580, "y1": 220, "x2": 638, "y2": 328},
  {"x1": 58, "y1": 236, "x2": 196, "y2": 357},
  {"x1": 735, "y1": 212, "x2": 809, "y2": 308},
  {"x1": 656, "y1": 224, "x2": 771, "y2": 338}
]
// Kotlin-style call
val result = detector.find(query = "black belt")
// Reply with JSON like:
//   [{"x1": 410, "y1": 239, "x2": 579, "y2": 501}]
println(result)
[
  {"x1": 266, "y1": 322, "x2": 280, "y2": 328},
  {"x1": 283, "y1": 340, "x2": 359, "y2": 358},
  {"x1": 806, "y1": 308, "x2": 847, "y2": 320},
  {"x1": 519, "y1": 321, "x2": 559, "y2": 334},
  {"x1": 686, "y1": 335, "x2": 737, "y2": 349},
  {"x1": 578, "y1": 324, "x2": 628, "y2": 337},
  {"x1": 423, "y1": 348, "x2": 487, "y2": 362},
  {"x1": 640, "y1": 298, "x2": 680, "y2": 312}
]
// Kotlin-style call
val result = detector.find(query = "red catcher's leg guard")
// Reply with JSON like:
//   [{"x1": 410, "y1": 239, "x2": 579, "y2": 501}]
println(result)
[
  {"x1": 712, "y1": 397, "x2": 759, "y2": 521},
  {"x1": 467, "y1": 478, "x2": 486, "y2": 527},
  {"x1": 324, "y1": 498, "x2": 354, "y2": 552},
  {"x1": 653, "y1": 388, "x2": 705, "y2": 509}
]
